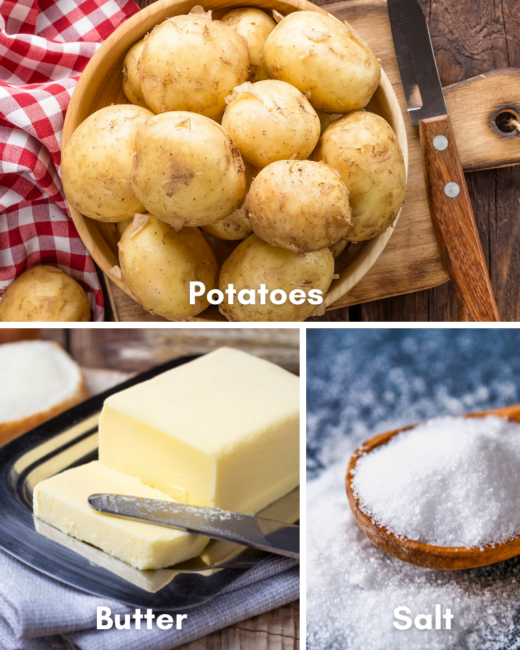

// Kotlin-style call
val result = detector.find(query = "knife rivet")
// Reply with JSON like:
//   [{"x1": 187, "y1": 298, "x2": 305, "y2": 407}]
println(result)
[
  {"x1": 433, "y1": 135, "x2": 448, "y2": 151},
  {"x1": 445, "y1": 182, "x2": 460, "y2": 198}
]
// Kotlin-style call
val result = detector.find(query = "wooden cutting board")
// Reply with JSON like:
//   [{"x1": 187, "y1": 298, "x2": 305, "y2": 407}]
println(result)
[{"x1": 105, "y1": 0, "x2": 520, "y2": 320}]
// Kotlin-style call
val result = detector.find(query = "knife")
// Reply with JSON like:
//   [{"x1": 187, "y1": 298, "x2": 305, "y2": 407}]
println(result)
[
  {"x1": 387, "y1": 0, "x2": 500, "y2": 322},
  {"x1": 88, "y1": 494, "x2": 299, "y2": 560}
]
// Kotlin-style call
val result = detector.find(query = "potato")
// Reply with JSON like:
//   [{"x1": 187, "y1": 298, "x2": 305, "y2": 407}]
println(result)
[
  {"x1": 118, "y1": 214, "x2": 218, "y2": 319},
  {"x1": 131, "y1": 111, "x2": 246, "y2": 230},
  {"x1": 222, "y1": 80, "x2": 320, "y2": 169},
  {"x1": 202, "y1": 162, "x2": 256, "y2": 240},
  {"x1": 221, "y1": 7, "x2": 276, "y2": 82},
  {"x1": 0, "y1": 266, "x2": 90, "y2": 322},
  {"x1": 122, "y1": 39, "x2": 147, "y2": 108},
  {"x1": 117, "y1": 219, "x2": 133, "y2": 237},
  {"x1": 264, "y1": 12, "x2": 381, "y2": 113},
  {"x1": 313, "y1": 111, "x2": 406, "y2": 241},
  {"x1": 139, "y1": 7, "x2": 249, "y2": 121},
  {"x1": 330, "y1": 239, "x2": 348, "y2": 258},
  {"x1": 316, "y1": 109, "x2": 342, "y2": 135},
  {"x1": 218, "y1": 234, "x2": 334, "y2": 321},
  {"x1": 62, "y1": 105, "x2": 153, "y2": 222},
  {"x1": 247, "y1": 159, "x2": 351, "y2": 254},
  {"x1": 202, "y1": 232, "x2": 240, "y2": 268}
]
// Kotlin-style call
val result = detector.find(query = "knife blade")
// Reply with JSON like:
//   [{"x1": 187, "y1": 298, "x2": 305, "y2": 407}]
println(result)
[
  {"x1": 88, "y1": 494, "x2": 299, "y2": 560},
  {"x1": 387, "y1": 0, "x2": 500, "y2": 322}
]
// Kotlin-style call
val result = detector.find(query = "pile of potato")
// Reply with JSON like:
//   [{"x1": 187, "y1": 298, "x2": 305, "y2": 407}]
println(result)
[{"x1": 62, "y1": 5, "x2": 406, "y2": 322}]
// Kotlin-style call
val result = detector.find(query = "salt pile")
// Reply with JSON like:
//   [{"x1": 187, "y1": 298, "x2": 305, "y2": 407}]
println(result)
[
  {"x1": 308, "y1": 459, "x2": 520, "y2": 650},
  {"x1": 351, "y1": 415, "x2": 520, "y2": 548}
]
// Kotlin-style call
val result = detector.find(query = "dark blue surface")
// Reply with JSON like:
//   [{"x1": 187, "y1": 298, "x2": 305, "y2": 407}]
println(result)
[{"x1": 307, "y1": 329, "x2": 520, "y2": 478}]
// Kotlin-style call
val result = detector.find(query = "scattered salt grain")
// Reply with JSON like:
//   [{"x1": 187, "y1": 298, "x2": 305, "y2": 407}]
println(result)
[{"x1": 351, "y1": 415, "x2": 520, "y2": 548}]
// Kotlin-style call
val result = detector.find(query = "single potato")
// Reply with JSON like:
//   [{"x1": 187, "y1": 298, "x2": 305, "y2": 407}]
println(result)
[
  {"x1": 264, "y1": 12, "x2": 381, "y2": 113},
  {"x1": 221, "y1": 7, "x2": 276, "y2": 82},
  {"x1": 202, "y1": 162, "x2": 257, "y2": 240},
  {"x1": 316, "y1": 109, "x2": 342, "y2": 135},
  {"x1": 247, "y1": 159, "x2": 351, "y2": 254},
  {"x1": 222, "y1": 79, "x2": 320, "y2": 169},
  {"x1": 330, "y1": 239, "x2": 348, "y2": 258},
  {"x1": 122, "y1": 39, "x2": 147, "y2": 108},
  {"x1": 0, "y1": 266, "x2": 90, "y2": 322},
  {"x1": 118, "y1": 214, "x2": 218, "y2": 319},
  {"x1": 218, "y1": 234, "x2": 334, "y2": 322},
  {"x1": 62, "y1": 104, "x2": 153, "y2": 222},
  {"x1": 313, "y1": 111, "x2": 406, "y2": 241},
  {"x1": 117, "y1": 219, "x2": 133, "y2": 237},
  {"x1": 202, "y1": 232, "x2": 240, "y2": 268},
  {"x1": 131, "y1": 112, "x2": 246, "y2": 230},
  {"x1": 140, "y1": 7, "x2": 249, "y2": 121}
]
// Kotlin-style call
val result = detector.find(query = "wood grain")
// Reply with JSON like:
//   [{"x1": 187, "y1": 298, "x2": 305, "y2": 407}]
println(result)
[
  {"x1": 177, "y1": 601, "x2": 299, "y2": 650},
  {"x1": 346, "y1": 404, "x2": 520, "y2": 570},
  {"x1": 316, "y1": 0, "x2": 520, "y2": 321},
  {"x1": 419, "y1": 114, "x2": 499, "y2": 321},
  {"x1": 444, "y1": 69, "x2": 520, "y2": 172}
]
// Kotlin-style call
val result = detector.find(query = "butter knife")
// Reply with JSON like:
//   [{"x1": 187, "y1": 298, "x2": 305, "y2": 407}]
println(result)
[
  {"x1": 88, "y1": 494, "x2": 299, "y2": 560},
  {"x1": 387, "y1": 0, "x2": 500, "y2": 322}
]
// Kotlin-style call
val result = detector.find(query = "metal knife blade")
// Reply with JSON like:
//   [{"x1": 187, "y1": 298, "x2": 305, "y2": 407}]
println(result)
[
  {"x1": 88, "y1": 494, "x2": 299, "y2": 560},
  {"x1": 387, "y1": 0, "x2": 447, "y2": 125}
]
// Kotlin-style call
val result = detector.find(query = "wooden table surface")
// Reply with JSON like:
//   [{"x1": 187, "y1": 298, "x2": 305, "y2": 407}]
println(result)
[
  {"x1": 39, "y1": 328, "x2": 300, "y2": 650},
  {"x1": 311, "y1": 0, "x2": 520, "y2": 322}
]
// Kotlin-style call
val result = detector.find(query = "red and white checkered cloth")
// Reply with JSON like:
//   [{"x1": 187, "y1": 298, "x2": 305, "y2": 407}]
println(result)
[{"x1": 0, "y1": 0, "x2": 139, "y2": 321}]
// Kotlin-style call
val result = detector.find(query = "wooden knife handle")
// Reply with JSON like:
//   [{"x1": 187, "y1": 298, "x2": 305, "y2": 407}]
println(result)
[{"x1": 419, "y1": 114, "x2": 500, "y2": 322}]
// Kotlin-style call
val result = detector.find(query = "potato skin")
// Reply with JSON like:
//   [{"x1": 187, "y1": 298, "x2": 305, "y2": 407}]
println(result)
[
  {"x1": 247, "y1": 159, "x2": 351, "y2": 254},
  {"x1": 264, "y1": 12, "x2": 381, "y2": 113},
  {"x1": 122, "y1": 39, "x2": 147, "y2": 108},
  {"x1": 202, "y1": 162, "x2": 256, "y2": 240},
  {"x1": 202, "y1": 232, "x2": 239, "y2": 268},
  {"x1": 221, "y1": 8, "x2": 276, "y2": 82},
  {"x1": 313, "y1": 111, "x2": 406, "y2": 241},
  {"x1": 0, "y1": 266, "x2": 90, "y2": 322},
  {"x1": 218, "y1": 234, "x2": 334, "y2": 322},
  {"x1": 201, "y1": 197, "x2": 252, "y2": 241},
  {"x1": 131, "y1": 112, "x2": 246, "y2": 230},
  {"x1": 118, "y1": 214, "x2": 218, "y2": 319},
  {"x1": 222, "y1": 79, "x2": 320, "y2": 169},
  {"x1": 140, "y1": 13, "x2": 249, "y2": 121},
  {"x1": 330, "y1": 239, "x2": 348, "y2": 258},
  {"x1": 62, "y1": 104, "x2": 153, "y2": 222}
]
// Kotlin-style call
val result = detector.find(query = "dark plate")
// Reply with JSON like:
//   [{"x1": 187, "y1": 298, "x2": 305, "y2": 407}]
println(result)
[{"x1": 0, "y1": 355, "x2": 299, "y2": 610}]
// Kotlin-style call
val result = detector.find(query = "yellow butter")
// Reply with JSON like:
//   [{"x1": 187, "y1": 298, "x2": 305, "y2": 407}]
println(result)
[
  {"x1": 99, "y1": 347, "x2": 300, "y2": 513},
  {"x1": 33, "y1": 461, "x2": 208, "y2": 570}
]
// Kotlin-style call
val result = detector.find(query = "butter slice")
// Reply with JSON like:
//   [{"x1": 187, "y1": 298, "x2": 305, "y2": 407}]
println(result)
[
  {"x1": 99, "y1": 347, "x2": 299, "y2": 513},
  {"x1": 33, "y1": 461, "x2": 208, "y2": 570}
]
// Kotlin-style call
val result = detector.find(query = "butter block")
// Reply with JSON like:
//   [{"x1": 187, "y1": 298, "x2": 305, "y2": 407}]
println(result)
[
  {"x1": 33, "y1": 461, "x2": 208, "y2": 570},
  {"x1": 99, "y1": 347, "x2": 299, "y2": 514}
]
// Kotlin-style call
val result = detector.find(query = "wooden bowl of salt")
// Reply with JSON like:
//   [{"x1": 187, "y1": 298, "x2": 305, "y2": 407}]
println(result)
[{"x1": 346, "y1": 404, "x2": 520, "y2": 570}]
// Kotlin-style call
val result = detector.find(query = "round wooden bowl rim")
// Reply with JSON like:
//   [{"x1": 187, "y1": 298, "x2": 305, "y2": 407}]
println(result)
[
  {"x1": 63, "y1": 0, "x2": 408, "y2": 321},
  {"x1": 345, "y1": 407, "x2": 520, "y2": 570}
]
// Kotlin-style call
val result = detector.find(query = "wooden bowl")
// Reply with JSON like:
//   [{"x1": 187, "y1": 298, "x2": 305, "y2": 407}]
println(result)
[
  {"x1": 63, "y1": 0, "x2": 408, "y2": 322},
  {"x1": 346, "y1": 405, "x2": 520, "y2": 570}
]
